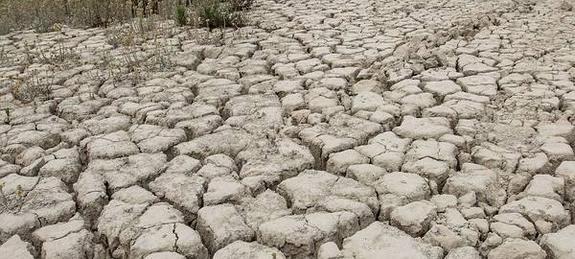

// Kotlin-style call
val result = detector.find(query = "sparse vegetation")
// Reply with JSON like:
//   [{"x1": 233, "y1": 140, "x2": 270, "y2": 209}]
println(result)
[
  {"x1": 37, "y1": 41, "x2": 81, "y2": 66},
  {"x1": 98, "y1": 27, "x2": 178, "y2": 86},
  {"x1": 105, "y1": 16, "x2": 168, "y2": 48},
  {"x1": 106, "y1": 26, "x2": 137, "y2": 48},
  {"x1": 0, "y1": 0, "x2": 132, "y2": 34},
  {"x1": 0, "y1": 0, "x2": 253, "y2": 34},
  {"x1": 0, "y1": 0, "x2": 254, "y2": 106}
]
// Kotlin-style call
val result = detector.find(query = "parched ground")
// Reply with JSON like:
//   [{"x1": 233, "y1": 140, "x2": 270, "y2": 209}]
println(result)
[{"x1": 1, "y1": 0, "x2": 575, "y2": 258}]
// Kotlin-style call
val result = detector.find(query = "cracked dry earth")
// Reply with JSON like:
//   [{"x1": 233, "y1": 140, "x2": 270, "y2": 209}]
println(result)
[{"x1": 1, "y1": 0, "x2": 575, "y2": 258}]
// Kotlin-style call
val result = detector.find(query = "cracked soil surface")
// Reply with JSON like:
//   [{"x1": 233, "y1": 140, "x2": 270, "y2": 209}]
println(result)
[{"x1": 1, "y1": 0, "x2": 575, "y2": 258}]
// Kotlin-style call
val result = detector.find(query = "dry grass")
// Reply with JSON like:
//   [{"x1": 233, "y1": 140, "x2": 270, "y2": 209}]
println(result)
[
  {"x1": 98, "y1": 20, "x2": 179, "y2": 85},
  {"x1": 0, "y1": 0, "x2": 183, "y2": 34},
  {"x1": 105, "y1": 16, "x2": 171, "y2": 47},
  {"x1": 1, "y1": 0, "x2": 120, "y2": 34},
  {"x1": 0, "y1": 0, "x2": 254, "y2": 34},
  {"x1": 9, "y1": 76, "x2": 53, "y2": 103}
]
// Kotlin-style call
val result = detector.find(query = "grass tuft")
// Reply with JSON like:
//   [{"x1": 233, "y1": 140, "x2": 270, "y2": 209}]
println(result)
[
  {"x1": 195, "y1": 0, "x2": 246, "y2": 29},
  {"x1": 175, "y1": 4, "x2": 188, "y2": 26}
]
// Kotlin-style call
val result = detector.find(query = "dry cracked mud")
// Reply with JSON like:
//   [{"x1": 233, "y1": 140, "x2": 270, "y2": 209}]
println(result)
[{"x1": 1, "y1": 0, "x2": 575, "y2": 258}]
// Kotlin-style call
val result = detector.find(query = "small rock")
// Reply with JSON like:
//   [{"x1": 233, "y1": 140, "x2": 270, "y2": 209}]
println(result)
[
  {"x1": 213, "y1": 241, "x2": 286, "y2": 259},
  {"x1": 197, "y1": 204, "x2": 255, "y2": 254},
  {"x1": 488, "y1": 239, "x2": 546, "y2": 259},
  {"x1": 341, "y1": 222, "x2": 443, "y2": 258},
  {"x1": 541, "y1": 225, "x2": 575, "y2": 259},
  {"x1": 0, "y1": 235, "x2": 34, "y2": 259},
  {"x1": 390, "y1": 200, "x2": 437, "y2": 237}
]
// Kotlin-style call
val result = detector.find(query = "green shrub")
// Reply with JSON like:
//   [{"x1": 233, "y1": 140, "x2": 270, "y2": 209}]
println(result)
[
  {"x1": 175, "y1": 4, "x2": 188, "y2": 26},
  {"x1": 195, "y1": 0, "x2": 245, "y2": 29}
]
